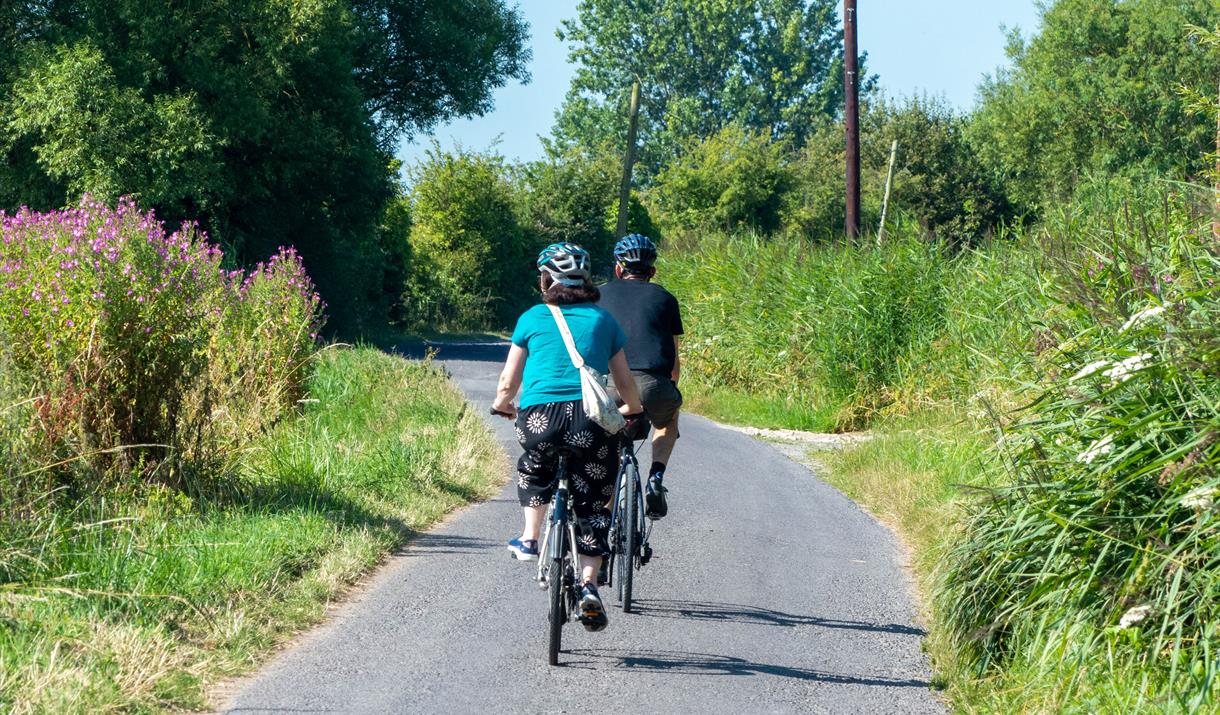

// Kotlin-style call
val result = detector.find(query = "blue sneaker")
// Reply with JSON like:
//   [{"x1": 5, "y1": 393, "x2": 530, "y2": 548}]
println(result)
[
  {"x1": 578, "y1": 581, "x2": 609, "y2": 631},
  {"x1": 508, "y1": 538, "x2": 539, "y2": 561}
]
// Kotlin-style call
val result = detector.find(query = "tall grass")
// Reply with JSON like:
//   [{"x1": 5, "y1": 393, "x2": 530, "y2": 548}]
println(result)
[
  {"x1": 938, "y1": 186, "x2": 1220, "y2": 711},
  {"x1": 0, "y1": 348, "x2": 502, "y2": 713},
  {"x1": 661, "y1": 229, "x2": 948, "y2": 431}
]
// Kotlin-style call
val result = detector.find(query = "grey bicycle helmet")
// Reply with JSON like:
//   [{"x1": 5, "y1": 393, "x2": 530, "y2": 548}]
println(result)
[{"x1": 537, "y1": 242, "x2": 591, "y2": 286}]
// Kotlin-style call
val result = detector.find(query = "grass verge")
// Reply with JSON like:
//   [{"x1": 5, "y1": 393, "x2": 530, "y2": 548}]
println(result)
[
  {"x1": 679, "y1": 382, "x2": 844, "y2": 432},
  {"x1": 0, "y1": 346, "x2": 503, "y2": 713}
]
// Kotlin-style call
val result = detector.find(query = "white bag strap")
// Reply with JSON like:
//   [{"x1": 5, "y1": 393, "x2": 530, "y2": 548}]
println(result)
[{"x1": 546, "y1": 304, "x2": 585, "y2": 369}]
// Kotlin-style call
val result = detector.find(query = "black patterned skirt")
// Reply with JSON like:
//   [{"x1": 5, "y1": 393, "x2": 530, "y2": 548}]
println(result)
[{"x1": 514, "y1": 400, "x2": 620, "y2": 556}]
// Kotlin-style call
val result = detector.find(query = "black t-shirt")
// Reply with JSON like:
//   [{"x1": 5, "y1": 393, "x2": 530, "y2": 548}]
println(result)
[{"x1": 598, "y1": 279, "x2": 684, "y2": 376}]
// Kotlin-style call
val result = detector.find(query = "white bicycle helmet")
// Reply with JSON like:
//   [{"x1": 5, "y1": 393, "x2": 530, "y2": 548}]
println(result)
[{"x1": 536, "y1": 242, "x2": 591, "y2": 286}]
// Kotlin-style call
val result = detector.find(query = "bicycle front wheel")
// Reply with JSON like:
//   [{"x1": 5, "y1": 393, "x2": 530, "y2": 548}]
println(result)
[{"x1": 618, "y1": 460, "x2": 638, "y2": 613}]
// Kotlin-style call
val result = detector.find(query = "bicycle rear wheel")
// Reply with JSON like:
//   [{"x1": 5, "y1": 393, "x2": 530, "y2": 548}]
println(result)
[
  {"x1": 618, "y1": 460, "x2": 638, "y2": 613},
  {"x1": 547, "y1": 554, "x2": 564, "y2": 665}
]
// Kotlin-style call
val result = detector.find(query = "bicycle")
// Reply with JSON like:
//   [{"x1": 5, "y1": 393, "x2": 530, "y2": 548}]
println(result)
[
  {"x1": 491, "y1": 406, "x2": 585, "y2": 665},
  {"x1": 537, "y1": 447, "x2": 589, "y2": 665},
  {"x1": 606, "y1": 418, "x2": 653, "y2": 613}
]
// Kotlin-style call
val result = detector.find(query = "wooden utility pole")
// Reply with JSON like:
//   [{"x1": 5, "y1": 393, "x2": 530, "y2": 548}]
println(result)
[
  {"x1": 843, "y1": 0, "x2": 861, "y2": 241},
  {"x1": 878, "y1": 139, "x2": 898, "y2": 246},
  {"x1": 615, "y1": 79, "x2": 642, "y2": 239}
]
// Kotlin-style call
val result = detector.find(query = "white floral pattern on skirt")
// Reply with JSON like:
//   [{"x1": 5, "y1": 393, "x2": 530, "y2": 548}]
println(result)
[{"x1": 526, "y1": 411, "x2": 549, "y2": 434}]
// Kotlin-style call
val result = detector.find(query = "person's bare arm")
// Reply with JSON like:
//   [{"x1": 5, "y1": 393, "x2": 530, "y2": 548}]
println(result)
[
  {"x1": 609, "y1": 350, "x2": 644, "y2": 414},
  {"x1": 670, "y1": 336, "x2": 681, "y2": 383},
  {"x1": 492, "y1": 344, "x2": 527, "y2": 418}
]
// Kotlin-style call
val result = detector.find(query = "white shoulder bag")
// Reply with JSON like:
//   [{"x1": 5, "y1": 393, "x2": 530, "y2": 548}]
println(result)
[{"x1": 547, "y1": 304, "x2": 626, "y2": 434}]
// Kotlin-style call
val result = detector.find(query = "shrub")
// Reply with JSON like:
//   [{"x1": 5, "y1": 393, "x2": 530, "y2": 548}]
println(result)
[
  {"x1": 516, "y1": 148, "x2": 618, "y2": 272},
  {"x1": 403, "y1": 147, "x2": 531, "y2": 330},
  {"x1": 781, "y1": 121, "x2": 881, "y2": 240},
  {"x1": 0, "y1": 197, "x2": 322, "y2": 500},
  {"x1": 868, "y1": 96, "x2": 1012, "y2": 247},
  {"x1": 652, "y1": 125, "x2": 793, "y2": 236}
]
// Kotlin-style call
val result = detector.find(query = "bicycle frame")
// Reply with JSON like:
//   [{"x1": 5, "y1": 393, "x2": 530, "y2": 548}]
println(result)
[
  {"x1": 607, "y1": 434, "x2": 650, "y2": 590},
  {"x1": 536, "y1": 455, "x2": 580, "y2": 593}
]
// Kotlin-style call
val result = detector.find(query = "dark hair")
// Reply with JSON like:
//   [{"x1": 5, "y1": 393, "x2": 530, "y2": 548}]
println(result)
[
  {"x1": 541, "y1": 274, "x2": 600, "y2": 305},
  {"x1": 619, "y1": 263, "x2": 656, "y2": 279}
]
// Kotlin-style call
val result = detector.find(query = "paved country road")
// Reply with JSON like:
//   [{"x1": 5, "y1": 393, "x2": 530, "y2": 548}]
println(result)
[{"x1": 223, "y1": 342, "x2": 942, "y2": 714}]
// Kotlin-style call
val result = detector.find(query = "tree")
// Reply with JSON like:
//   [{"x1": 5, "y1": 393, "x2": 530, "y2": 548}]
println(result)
[
  {"x1": 0, "y1": 0, "x2": 530, "y2": 330},
  {"x1": 970, "y1": 0, "x2": 1220, "y2": 212},
  {"x1": 404, "y1": 147, "x2": 531, "y2": 331},
  {"x1": 515, "y1": 147, "x2": 620, "y2": 272},
  {"x1": 869, "y1": 97, "x2": 1011, "y2": 247},
  {"x1": 552, "y1": 0, "x2": 860, "y2": 177},
  {"x1": 652, "y1": 124, "x2": 793, "y2": 235}
]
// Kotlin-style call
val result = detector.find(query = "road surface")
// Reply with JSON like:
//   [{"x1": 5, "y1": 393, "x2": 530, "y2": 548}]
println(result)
[{"x1": 224, "y1": 342, "x2": 941, "y2": 714}]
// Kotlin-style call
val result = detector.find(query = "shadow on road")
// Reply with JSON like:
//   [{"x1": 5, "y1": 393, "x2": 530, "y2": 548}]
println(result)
[
  {"x1": 630, "y1": 599, "x2": 926, "y2": 636},
  {"x1": 562, "y1": 649, "x2": 930, "y2": 688},
  {"x1": 397, "y1": 533, "x2": 500, "y2": 557},
  {"x1": 389, "y1": 341, "x2": 510, "y2": 364}
]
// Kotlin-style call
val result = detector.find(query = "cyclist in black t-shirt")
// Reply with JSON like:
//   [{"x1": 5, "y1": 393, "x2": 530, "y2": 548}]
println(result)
[{"x1": 599, "y1": 234, "x2": 683, "y2": 519}]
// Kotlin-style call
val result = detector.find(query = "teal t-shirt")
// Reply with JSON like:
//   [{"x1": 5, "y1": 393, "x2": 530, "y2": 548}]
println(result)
[{"x1": 511, "y1": 303, "x2": 627, "y2": 408}]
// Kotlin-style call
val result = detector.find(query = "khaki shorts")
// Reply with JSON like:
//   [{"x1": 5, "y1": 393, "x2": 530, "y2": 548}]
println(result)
[{"x1": 610, "y1": 370, "x2": 683, "y2": 430}]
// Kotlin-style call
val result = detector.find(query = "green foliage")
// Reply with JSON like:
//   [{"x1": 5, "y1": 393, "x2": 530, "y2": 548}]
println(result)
[
  {"x1": 0, "y1": 347, "x2": 502, "y2": 712},
  {"x1": 0, "y1": 198, "x2": 322, "y2": 501},
  {"x1": 403, "y1": 147, "x2": 531, "y2": 331},
  {"x1": 814, "y1": 238, "x2": 946, "y2": 397},
  {"x1": 0, "y1": 0, "x2": 531, "y2": 331},
  {"x1": 970, "y1": 0, "x2": 1220, "y2": 212},
  {"x1": 516, "y1": 148, "x2": 619, "y2": 272},
  {"x1": 940, "y1": 183, "x2": 1220, "y2": 711},
  {"x1": 652, "y1": 125, "x2": 793, "y2": 235},
  {"x1": 7, "y1": 41, "x2": 220, "y2": 212},
  {"x1": 553, "y1": 0, "x2": 859, "y2": 176},
  {"x1": 780, "y1": 121, "x2": 874, "y2": 240},
  {"x1": 868, "y1": 97, "x2": 1012, "y2": 247},
  {"x1": 781, "y1": 97, "x2": 1013, "y2": 244},
  {"x1": 662, "y1": 231, "x2": 948, "y2": 430}
]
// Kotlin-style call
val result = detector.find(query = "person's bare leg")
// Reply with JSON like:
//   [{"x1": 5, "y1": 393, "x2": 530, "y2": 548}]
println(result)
[
  {"x1": 579, "y1": 554, "x2": 602, "y2": 585},
  {"x1": 651, "y1": 414, "x2": 679, "y2": 466},
  {"x1": 521, "y1": 505, "x2": 545, "y2": 542}
]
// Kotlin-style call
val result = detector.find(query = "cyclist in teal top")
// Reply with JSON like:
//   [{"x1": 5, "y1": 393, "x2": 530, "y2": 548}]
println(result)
[{"x1": 492, "y1": 243, "x2": 643, "y2": 632}]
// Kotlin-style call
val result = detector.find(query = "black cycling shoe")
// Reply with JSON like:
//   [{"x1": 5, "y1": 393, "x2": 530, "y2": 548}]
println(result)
[
  {"x1": 578, "y1": 581, "x2": 609, "y2": 632},
  {"x1": 645, "y1": 474, "x2": 668, "y2": 519}
]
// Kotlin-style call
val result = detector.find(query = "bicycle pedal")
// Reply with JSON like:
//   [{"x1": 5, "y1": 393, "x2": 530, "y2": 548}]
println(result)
[{"x1": 640, "y1": 544, "x2": 653, "y2": 565}]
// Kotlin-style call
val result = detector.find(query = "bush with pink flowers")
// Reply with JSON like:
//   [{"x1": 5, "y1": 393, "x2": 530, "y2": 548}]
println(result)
[{"x1": 0, "y1": 197, "x2": 322, "y2": 499}]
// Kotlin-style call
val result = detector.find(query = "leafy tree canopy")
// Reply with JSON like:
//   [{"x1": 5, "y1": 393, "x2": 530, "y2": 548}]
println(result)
[
  {"x1": 0, "y1": 0, "x2": 530, "y2": 329},
  {"x1": 970, "y1": 0, "x2": 1220, "y2": 211},
  {"x1": 552, "y1": 0, "x2": 863, "y2": 177}
]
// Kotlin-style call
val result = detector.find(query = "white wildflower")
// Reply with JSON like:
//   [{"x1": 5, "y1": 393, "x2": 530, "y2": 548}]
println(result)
[
  {"x1": 1120, "y1": 305, "x2": 1166, "y2": 332},
  {"x1": 1070, "y1": 360, "x2": 1112, "y2": 382},
  {"x1": 1180, "y1": 486, "x2": 1217, "y2": 512},
  {"x1": 1077, "y1": 434, "x2": 1115, "y2": 464},
  {"x1": 1118, "y1": 604, "x2": 1152, "y2": 629},
  {"x1": 1102, "y1": 353, "x2": 1152, "y2": 383}
]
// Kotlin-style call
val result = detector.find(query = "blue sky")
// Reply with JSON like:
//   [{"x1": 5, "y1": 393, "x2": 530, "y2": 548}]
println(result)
[{"x1": 395, "y1": 0, "x2": 1043, "y2": 168}]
